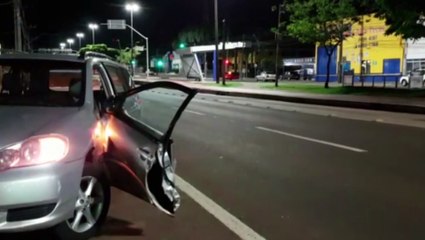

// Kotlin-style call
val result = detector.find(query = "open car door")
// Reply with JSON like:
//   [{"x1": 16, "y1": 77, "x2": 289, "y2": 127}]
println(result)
[{"x1": 99, "y1": 81, "x2": 196, "y2": 215}]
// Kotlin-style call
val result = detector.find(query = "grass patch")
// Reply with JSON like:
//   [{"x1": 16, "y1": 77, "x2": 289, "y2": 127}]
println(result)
[
  {"x1": 261, "y1": 83, "x2": 425, "y2": 97},
  {"x1": 207, "y1": 82, "x2": 244, "y2": 88}
]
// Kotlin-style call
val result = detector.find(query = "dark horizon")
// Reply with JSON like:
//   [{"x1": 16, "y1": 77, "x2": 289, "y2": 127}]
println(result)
[{"x1": 0, "y1": 0, "x2": 281, "y2": 52}]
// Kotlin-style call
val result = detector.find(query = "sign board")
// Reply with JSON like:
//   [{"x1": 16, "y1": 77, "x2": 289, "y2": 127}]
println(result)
[{"x1": 107, "y1": 20, "x2": 126, "y2": 30}]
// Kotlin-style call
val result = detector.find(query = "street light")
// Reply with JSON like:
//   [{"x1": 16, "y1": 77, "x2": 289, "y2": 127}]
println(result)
[
  {"x1": 125, "y1": 2, "x2": 140, "y2": 75},
  {"x1": 88, "y1": 23, "x2": 99, "y2": 44},
  {"x1": 214, "y1": 0, "x2": 219, "y2": 84},
  {"x1": 59, "y1": 42, "x2": 66, "y2": 50},
  {"x1": 76, "y1": 32, "x2": 85, "y2": 49},
  {"x1": 67, "y1": 38, "x2": 75, "y2": 50}
]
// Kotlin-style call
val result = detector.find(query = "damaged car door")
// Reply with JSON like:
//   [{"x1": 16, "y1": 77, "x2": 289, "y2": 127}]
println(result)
[{"x1": 100, "y1": 81, "x2": 196, "y2": 215}]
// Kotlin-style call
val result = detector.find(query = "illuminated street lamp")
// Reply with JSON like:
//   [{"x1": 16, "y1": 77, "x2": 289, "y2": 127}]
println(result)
[
  {"x1": 88, "y1": 23, "x2": 99, "y2": 44},
  {"x1": 125, "y1": 2, "x2": 140, "y2": 75},
  {"x1": 67, "y1": 38, "x2": 75, "y2": 50},
  {"x1": 125, "y1": 2, "x2": 140, "y2": 51},
  {"x1": 76, "y1": 32, "x2": 85, "y2": 49},
  {"x1": 59, "y1": 42, "x2": 66, "y2": 50}
]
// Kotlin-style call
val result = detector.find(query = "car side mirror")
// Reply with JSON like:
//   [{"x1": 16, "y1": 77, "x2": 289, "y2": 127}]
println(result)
[{"x1": 102, "y1": 96, "x2": 119, "y2": 114}]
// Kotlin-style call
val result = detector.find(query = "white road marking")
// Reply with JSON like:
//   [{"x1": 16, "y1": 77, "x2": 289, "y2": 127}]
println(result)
[
  {"x1": 256, "y1": 126, "x2": 367, "y2": 153},
  {"x1": 185, "y1": 110, "x2": 206, "y2": 116},
  {"x1": 175, "y1": 175, "x2": 267, "y2": 240}
]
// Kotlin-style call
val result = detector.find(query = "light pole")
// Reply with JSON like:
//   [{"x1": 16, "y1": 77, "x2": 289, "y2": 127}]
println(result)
[
  {"x1": 88, "y1": 23, "x2": 99, "y2": 44},
  {"x1": 59, "y1": 42, "x2": 66, "y2": 50},
  {"x1": 125, "y1": 2, "x2": 140, "y2": 75},
  {"x1": 67, "y1": 38, "x2": 75, "y2": 50},
  {"x1": 214, "y1": 0, "x2": 219, "y2": 84},
  {"x1": 76, "y1": 32, "x2": 84, "y2": 49},
  {"x1": 272, "y1": 2, "x2": 285, "y2": 87}
]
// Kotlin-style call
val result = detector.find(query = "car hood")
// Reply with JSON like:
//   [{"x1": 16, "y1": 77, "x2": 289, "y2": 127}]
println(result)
[{"x1": 0, "y1": 106, "x2": 83, "y2": 149}]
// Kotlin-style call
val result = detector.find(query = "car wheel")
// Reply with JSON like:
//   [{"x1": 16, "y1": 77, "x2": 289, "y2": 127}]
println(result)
[
  {"x1": 401, "y1": 80, "x2": 408, "y2": 87},
  {"x1": 53, "y1": 164, "x2": 111, "y2": 240}
]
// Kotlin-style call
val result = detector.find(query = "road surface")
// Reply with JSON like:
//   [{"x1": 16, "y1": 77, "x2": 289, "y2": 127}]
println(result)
[{"x1": 3, "y1": 91, "x2": 425, "y2": 240}]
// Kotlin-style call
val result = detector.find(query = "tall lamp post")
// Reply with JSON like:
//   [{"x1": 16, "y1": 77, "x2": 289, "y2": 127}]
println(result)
[
  {"x1": 67, "y1": 38, "x2": 75, "y2": 50},
  {"x1": 272, "y1": 2, "x2": 285, "y2": 88},
  {"x1": 59, "y1": 42, "x2": 66, "y2": 50},
  {"x1": 125, "y1": 2, "x2": 140, "y2": 75},
  {"x1": 214, "y1": 0, "x2": 219, "y2": 84},
  {"x1": 76, "y1": 32, "x2": 85, "y2": 49},
  {"x1": 88, "y1": 23, "x2": 99, "y2": 44}
]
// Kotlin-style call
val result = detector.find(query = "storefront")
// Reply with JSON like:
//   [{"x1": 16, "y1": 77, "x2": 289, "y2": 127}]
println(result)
[
  {"x1": 282, "y1": 57, "x2": 315, "y2": 80},
  {"x1": 406, "y1": 38, "x2": 425, "y2": 73},
  {"x1": 315, "y1": 15, "x2": 404, "y2": 82}
]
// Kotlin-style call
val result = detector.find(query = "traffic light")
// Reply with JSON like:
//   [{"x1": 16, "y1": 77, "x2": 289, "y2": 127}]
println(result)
[
  {"x1": 179, "y1": 43, "x2": 186, "y2": 49},
  {"x1": 131, "y1": 59, "x2": 137, "y2": 66},
  {"x1": 157, "y1": 59, "x2": 164, "y2": 68},
  {"x1": 225, "y1": 59, "x2": 230, "y2": 65}
]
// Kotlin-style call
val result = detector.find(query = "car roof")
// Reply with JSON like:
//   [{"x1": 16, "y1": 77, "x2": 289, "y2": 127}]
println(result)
[{"x1": 0, "y1": 53, "x2": 85, "y2": 63}]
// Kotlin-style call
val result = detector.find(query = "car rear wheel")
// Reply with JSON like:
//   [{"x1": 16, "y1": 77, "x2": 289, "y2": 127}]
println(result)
[{"x1": 53, "y1": 164, "x2": 111, "y2": 240}]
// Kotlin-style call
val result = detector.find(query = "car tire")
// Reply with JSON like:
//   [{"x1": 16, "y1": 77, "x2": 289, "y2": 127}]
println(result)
[
  {"x1": 401, "y1": 80, "x2": 408, "y2": 87},
  {"x1": 53, "y1": 163, "x2": 111, "y2": 240}
]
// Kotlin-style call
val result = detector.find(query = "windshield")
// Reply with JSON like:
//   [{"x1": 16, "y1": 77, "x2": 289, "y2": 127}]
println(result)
[{"x1": 0, "y1": 59, "x2": 85, "y2": 107}]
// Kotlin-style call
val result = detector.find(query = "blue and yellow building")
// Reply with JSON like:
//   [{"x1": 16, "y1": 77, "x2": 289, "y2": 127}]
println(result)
[{"x1": 315, "y1": 15, "x2": 405, "y2": 82}]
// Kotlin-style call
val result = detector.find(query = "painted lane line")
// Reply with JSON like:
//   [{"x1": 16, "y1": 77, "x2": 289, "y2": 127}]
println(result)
[
  {"x1": 175, "y1": 175, "x2": 267, "y2": 240},
  {"x1": 185, "y1": 110, "x2": 206, "y2": 116},
  {"x1": 256, "y1": 126, "x2": 367, "y2": 153}
]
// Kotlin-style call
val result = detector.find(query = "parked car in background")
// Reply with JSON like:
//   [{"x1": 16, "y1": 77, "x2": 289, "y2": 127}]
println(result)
[
  {"x1": 256, "y1": 71, "x2": 276, "y2": 82},
  {"x1": 283, "y1": 70, "x2": 301, "y2": 80},
  {"x1": 399, "y1": 69, "x2": 425, "y2": 86},
  {"x1": 224, "y1": 71, "x2": 240, "y2": 80},
  {"x1": 0, "y1": 52, "x2": 196, "y2": 240}
]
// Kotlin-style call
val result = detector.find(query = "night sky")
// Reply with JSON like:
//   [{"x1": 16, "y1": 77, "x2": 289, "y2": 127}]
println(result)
[{"x1": 0, "y1": 0, "x2": 280, "y2": 52}]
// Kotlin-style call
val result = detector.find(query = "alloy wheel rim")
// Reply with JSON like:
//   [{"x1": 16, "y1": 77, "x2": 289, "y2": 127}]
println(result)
[{"x1": 66, "y1": 176, "x2": 104, "y2": 233}]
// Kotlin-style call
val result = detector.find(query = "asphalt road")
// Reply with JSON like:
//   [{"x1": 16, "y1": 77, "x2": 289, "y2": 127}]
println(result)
[{"x1": 3, "y1": 91, "x2": 425, "y2": 240}]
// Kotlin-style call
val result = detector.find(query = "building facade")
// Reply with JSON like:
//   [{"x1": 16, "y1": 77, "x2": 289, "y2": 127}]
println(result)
[{"x1": 316, "y1": 15, "x2": 405, "y2": 82}]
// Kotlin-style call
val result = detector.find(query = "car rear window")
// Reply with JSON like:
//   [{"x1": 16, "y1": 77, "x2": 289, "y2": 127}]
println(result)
[{"x1": 0, "y1": 59, "x2": 85, "y2": 107}]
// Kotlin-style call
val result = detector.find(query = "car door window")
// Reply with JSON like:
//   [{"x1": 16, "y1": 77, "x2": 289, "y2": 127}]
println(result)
[
  {"x1": 103, "y1": 65, "x2": 129, "y2": 94},
  {"x1": 122, "y1": 88, "x2": 189, "y2": 136}
]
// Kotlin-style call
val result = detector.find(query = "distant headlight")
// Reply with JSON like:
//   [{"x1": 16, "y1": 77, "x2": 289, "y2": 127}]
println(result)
[{"x1": 0, "y1": 134, "x2": 69, "y2": 171}]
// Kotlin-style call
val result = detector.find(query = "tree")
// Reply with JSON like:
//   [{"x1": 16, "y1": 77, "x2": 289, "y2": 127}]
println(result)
[
  {"x1": 173, "y1": 26, "x2": 212, "y2": 48},
  {"x1": 116, "y1": 47, "x2": 141, "y2": 65},
  {"x1": 79, "y1": 44, "x2": 140, "y2": 65},
  {"x1": 79, "y1": 44, "x2": 120, "y2": 59},
  {"x1": 373, "y1": 0, "x2": 425, "y2": 39},
  {"x1": 286, "y1": 0, "x2": 358, "y2": 88}
]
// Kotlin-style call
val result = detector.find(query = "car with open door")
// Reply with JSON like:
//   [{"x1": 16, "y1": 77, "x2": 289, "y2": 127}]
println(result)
[{"x1": 0, "y1": 52, "x2": 196, "y2": 240}]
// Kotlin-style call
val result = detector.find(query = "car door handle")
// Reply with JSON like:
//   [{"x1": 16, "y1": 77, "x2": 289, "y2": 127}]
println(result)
[{"x1": 138, "y1": 147, "x2": 153, "y2": 161}]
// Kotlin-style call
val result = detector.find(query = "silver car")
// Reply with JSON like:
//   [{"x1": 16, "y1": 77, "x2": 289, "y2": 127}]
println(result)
[{"x1": 0, "y1": 53, "x2": 196, "y2": 240}]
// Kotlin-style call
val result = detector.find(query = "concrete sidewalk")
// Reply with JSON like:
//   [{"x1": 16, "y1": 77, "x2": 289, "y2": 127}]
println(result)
[{"x1": 134, "y1": 78, "x2": 425, "y2": 114}]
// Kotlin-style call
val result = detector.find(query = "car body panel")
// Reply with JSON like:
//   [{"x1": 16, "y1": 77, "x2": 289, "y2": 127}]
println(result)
[
  {"x1": 0, "y1": 159, "x2": 84, "y2": 232},
  {"x1": 101, "y1": 81, "x2": 196, "y2": 215}
]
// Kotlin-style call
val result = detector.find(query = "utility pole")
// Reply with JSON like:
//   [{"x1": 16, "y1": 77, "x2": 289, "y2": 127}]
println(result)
[
  {"x1": 222, "y1": 19, "x2": 226, "y2": 86},
  {"x1": 359, "y1": 15, "x2": 364, "y2": 87},
  {"x1": 14, "y1": 0, "x2": 22, "y2": 52},
  {"x1": 214, "y1": 0, "x2": 219, "y2": 84},
  {"x1": 273, "y1": 2, "x2": 284, "y2": 87}
]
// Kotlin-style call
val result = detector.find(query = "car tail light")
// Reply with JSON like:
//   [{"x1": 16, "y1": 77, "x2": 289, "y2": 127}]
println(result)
[{"x1": 0, "y1": 134, "x2": 69, "y2": 171}]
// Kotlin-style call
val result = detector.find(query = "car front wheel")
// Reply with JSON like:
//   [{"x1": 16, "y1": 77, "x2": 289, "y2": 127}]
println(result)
[{"x1": 53, "y1": 164, "x2": 111, "y2": 240}]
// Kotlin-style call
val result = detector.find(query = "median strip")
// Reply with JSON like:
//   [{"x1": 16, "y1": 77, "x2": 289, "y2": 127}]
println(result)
[{"x1": 256, "y1": 126, "x2": 367, "y2": 153}]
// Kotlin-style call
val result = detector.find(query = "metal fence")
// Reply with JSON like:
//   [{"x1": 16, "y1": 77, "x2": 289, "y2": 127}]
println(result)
[{"x1": 342, "y1": 73, "x2": 425, "y2": 89}]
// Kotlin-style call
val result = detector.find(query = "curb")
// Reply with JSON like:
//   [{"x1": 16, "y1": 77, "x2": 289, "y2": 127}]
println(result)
[{"x1": 134, "y1": 80, "x2": 425, "y2": 115}]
